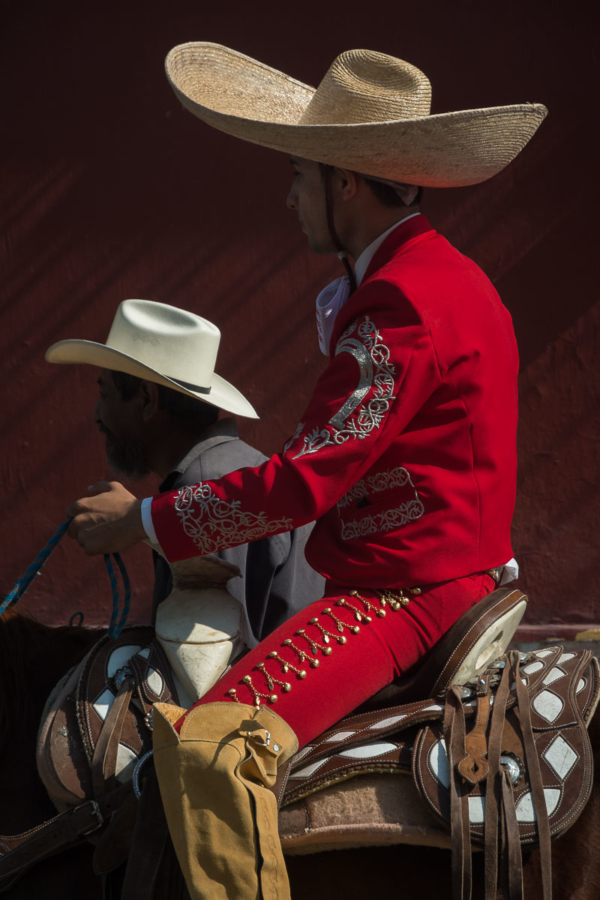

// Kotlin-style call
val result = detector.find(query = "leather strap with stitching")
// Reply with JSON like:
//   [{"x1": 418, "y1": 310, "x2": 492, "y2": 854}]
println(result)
[
  {"x1": 0, "y1": 783, "x2": 132, "y2": 890},
  {"x1": 483, "y1": 654, "x2": 512, "y2": 899},
  {"x1": 513, "y1": 652, "x2": 552, "y2": 899},
  {"x1": 91, "y1": 676, "x2": 136, "y2": 799},
  {"x1": 444, "y1": 686, "x2": 472, "y2": 900}
]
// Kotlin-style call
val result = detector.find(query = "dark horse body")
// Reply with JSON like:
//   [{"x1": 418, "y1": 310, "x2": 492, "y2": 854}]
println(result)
[{"x1": 1, "y1": 607, "x2": 599, "y2": 899}]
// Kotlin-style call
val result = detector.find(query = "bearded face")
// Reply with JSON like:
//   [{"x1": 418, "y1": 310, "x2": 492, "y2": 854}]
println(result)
[{"x1": 95, "y1": 370, "x2": 150, "y2": 481}]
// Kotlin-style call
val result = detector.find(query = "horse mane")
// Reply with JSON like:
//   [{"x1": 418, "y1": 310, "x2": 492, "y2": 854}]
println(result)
[{"x1": 0, "y1": 606, "x2": 100, "y2": 746}]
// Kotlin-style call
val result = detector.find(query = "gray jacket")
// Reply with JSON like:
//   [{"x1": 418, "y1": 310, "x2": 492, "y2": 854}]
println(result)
[{"x1": 152, "y1": 418, "x2": 325, "y2": 643}]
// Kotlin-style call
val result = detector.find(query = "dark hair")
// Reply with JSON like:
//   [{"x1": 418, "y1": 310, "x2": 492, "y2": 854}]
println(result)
[
  {"x1": 111, "y1": 370, "x2": 219, "y2": 426},
  {"x1": 365, "y1": 179, "x2": 423, "y2": 209},
  {"x1": 317, "y1": 162, "x2": 422, "y2": 209}
]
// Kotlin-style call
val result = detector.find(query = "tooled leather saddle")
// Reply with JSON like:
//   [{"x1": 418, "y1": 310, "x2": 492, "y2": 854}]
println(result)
[{"x1": 0, "y1": 586, "x2": 598, "y2": 900}]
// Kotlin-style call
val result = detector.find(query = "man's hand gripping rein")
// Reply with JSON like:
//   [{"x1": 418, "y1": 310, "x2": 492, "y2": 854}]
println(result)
[{"x1": 66, "y1": 481, "x2": 146, "y2": 555}]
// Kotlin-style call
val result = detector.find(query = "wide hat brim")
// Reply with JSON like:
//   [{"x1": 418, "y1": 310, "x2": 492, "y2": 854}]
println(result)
[
  {"x1": 165, "y1": 43, "x2": 547, "y2": 188},
  {"x1": 45, "y1": 339, "x2": 259, "y2": 419}
]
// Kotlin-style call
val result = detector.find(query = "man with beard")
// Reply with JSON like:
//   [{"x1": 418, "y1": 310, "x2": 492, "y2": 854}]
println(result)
[{"x1": 46, "y1": 298, "x2": 324, "y2": 642}]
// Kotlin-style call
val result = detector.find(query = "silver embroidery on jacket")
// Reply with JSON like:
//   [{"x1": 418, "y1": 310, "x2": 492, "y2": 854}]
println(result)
[
  {"x1": 174, "y1": 484, "x2": 293, "y2": 554},
  {"x1": 283, "y1": 422, "x2": 304, "y2": 456},
  {"x1": 337, "y1": 466, "x2": 417, "y2": 508},
  {"x1": 337, "y1": 466, "x2": 425, "y2": 539},
  {"x1": 292, "y1": 316, "x2": 395, "y2": 459},
  {"x1": 340, "y1": 500, "x2": 425, "y2": 540}
]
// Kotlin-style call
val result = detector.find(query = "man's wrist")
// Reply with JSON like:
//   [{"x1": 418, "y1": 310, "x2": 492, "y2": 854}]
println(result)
[
  {"x1": 140, "y1": 497, "x2": 158, "y2": 544},
  {"x1": 127, "y1": 498, "x2": 148, "y2": 545}
]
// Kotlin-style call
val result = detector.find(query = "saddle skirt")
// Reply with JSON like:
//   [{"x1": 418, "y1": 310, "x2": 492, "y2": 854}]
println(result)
[
  {"x1": 37, "y1": 628, "x2": 178, "y2": 812},
  {"x1": 278, "y1": 644, "x2": 600, "y2": 896}
]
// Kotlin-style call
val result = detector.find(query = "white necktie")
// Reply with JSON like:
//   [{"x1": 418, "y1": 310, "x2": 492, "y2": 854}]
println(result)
[{"x1": 315, "y1": 275, "x2": 351, "y2": 356}]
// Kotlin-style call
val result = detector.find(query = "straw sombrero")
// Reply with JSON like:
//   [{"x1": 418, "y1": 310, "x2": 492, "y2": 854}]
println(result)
[
  {"x1": 46, "y1": 299, "x2": 258, "y2": 419},
  {"x1": 165, "y1": 44, "x2": 547, "y2": 188}
]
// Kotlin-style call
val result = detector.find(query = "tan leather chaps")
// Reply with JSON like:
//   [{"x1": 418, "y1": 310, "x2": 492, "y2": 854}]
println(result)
[{"x1": 153, "y1": 701, "x2": 298, "y2": 900}]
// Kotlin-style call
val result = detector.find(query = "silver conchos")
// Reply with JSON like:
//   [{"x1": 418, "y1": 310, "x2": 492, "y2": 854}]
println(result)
[
  {"x1": 500, "y1": 751, "x2": 524, "y2": 787},
  {"x1": 113, "y1": 665, "x2": 134, "y2": 691}
]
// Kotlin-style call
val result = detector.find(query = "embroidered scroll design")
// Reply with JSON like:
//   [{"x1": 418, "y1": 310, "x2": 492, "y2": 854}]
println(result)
[
  {"x1": 283, "y1": 422, "x2": 303, "y2": 456},
  {"x1": 291, "y1": 316, "x2": 395, "y2": 459},
  {"x1": 340, "y1": 500, "x2": 424, "y2": 540},
  {"x1": 174, "y1": 484, "x2": 293, "y2": 554},
  {"x1": 337, "y1": 466, "x2": 424, "y2": 540},
  {"x1": 337, "y1": 466, "x2": 417, "y2": 509}
]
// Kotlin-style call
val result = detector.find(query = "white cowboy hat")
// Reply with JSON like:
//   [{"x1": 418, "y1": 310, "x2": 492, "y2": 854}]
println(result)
[
  {"x1": 165, "y1": 43, "x2": 547, "y2": 188},
  {"x1": 45, "y1": 299, "x2": 258, "y2": 419}
]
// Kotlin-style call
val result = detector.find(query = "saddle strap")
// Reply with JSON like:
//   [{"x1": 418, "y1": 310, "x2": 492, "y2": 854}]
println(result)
[
  {"x1": 444, "y1": 687, "x2": 472, "y2": 900},
  {"x1": 513, "y1": 652, "x2": 552, "y2": 899},
  {"x1": 458, "y1": 674, "x2": 492, "y2": 784},
  {"x1": 93, "y1": 791, "x2": 140, "y2": 876},
  {"x1": 483, "y1": 649, "x2": 514, "y2": 899},
  {"x1": 501, "y1": 766, "x2": 524, "y2": 900},
  {"x1": 91, "y1": 676, "x2": 135, "y2": 799},
  {"x1": 0, "y1": 783, "x2": 132, "y2": 893}
]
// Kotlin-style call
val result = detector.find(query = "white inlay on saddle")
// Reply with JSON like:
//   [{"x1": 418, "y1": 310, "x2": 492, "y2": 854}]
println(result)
[
  {"x1": 115, "y1": 743, "x2": 139, "y2": 783},
  {"x1": 92, "y1": 688, "x2": 116, "y2": 721},
  {"x1": 535, "y1": 650, "x2": 555, "y2": 659},
  {"x1": 577, "y1": 678, "x2": 586, "y2": 694},
  {"x1": 558, "y1": 653, "x2": 575, "y2": 665},
  {"x1": 515, "y1": 788, "x2": 561, "y2": 822},
  {"x1": 137, "y1": 647, "x2": 151, "y2": 660},
  {"x1": 106, "y1": 645, "x2": 143, "y2": 679},
  {"x1": 532, "y1": 690, "x2": 564, "y2": 723},
  {"x1": 542, "y1": 734, "x2": 578, "y2": 782},
  {"x1": 522, "y1": 661, "x2": 544, "y2": 675},
  {"x1": 290, "y1": 759, "x2": 330, "y2": 779},
  {"x1": 338, "y1": 742, "x2": 397, "y2": 760},
  {"x1": 429, "y1": 739, "x2": 450, "y2": 789},
  {"x1": 369, "y1": 714, "x2": 407, "y2": 730},
  {"x1": 293, "y1": 745, "x2": 314, "y2": 764},
  {"x1": 468, "y1": 796, "x2": 485, "y2": 824},
  {"x1": 146, "y1": 667, "x2": 164, "y2": 697},
  {"x1": 325, "y1": 731, "x2": 357, "y2": 742},
  {"x1": 543, "y1": 667, "x2": 566, "y2": 686}
]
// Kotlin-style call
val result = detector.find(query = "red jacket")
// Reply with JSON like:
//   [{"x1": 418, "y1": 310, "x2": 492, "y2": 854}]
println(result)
[{"x1": 153, "y1": 215, "x2": 518, "y2": 589}]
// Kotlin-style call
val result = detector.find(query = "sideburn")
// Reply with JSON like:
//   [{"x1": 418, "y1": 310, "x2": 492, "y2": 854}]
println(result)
[{"x1": 320, "y1": 164, "x2": 357, "y2": 293}]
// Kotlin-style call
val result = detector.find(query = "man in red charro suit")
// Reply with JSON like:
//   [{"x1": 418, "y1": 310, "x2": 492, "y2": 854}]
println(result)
[{"x1": 67, "y1": 45, "x2": 546, "y2": 900}]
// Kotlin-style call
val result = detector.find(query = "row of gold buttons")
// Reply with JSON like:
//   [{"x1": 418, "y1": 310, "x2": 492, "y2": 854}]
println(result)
[{"x1": 226, "y1": 589, "x2": 413, "y2": 707}]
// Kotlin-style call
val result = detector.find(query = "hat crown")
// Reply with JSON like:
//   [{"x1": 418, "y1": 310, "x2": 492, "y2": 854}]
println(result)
[
  {"x1": 106, "y1": 299, "x2": 220, "y2": 389},
  {"x1": 299, "y1": 50, "x2": 431, "y2": 126}
]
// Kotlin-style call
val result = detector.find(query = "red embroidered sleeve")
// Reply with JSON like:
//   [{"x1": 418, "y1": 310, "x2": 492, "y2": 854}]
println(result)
[{"x1": 152, "y1": 286, "x2": 441, "y2": 562}]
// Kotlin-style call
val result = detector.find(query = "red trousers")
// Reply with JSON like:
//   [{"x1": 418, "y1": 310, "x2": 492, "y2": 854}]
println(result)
[{"x1": 177, "y1": 573, "x2": 496, "y2": 748}]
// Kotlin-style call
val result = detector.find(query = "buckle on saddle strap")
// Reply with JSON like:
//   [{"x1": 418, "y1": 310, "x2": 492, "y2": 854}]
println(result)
[{"x1": 79, "y1": 800, "x2": 104, "y2": 835}]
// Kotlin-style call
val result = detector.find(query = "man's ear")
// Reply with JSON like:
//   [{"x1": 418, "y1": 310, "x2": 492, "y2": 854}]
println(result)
[
  {"x1": 333, "y1": 167, "x2": 359, "y2": 201},
  {"x1": 139, "y1": 380, "x2": 161, "y2": 422}
]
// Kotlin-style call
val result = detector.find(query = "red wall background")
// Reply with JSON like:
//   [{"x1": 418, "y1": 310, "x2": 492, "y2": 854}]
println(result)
[{"x1": 1, "y1": 0, "x2": 598, "y2": 634}]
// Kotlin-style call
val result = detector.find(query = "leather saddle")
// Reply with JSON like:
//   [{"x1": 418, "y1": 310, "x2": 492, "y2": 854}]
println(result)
[
  {"x1": 277, "y1": 588, "x2": 600, "y2": 899},
  {"x1": 0, "y1": 586, "x2": 598, "y2": 900}
]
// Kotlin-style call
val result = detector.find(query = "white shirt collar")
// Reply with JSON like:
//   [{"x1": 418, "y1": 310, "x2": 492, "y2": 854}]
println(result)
[{"x1": 354, "y1": 212, "x2": 421, "y2": 287}]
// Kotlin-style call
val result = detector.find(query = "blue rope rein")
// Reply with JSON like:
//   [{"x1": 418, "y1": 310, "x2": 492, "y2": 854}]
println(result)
[
  {"x1": 0, "y1": 519, "x2": 131, "y2": 640},
  {"x1": 104, "y1": 551, "x2": 132, "y2": 640}
]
